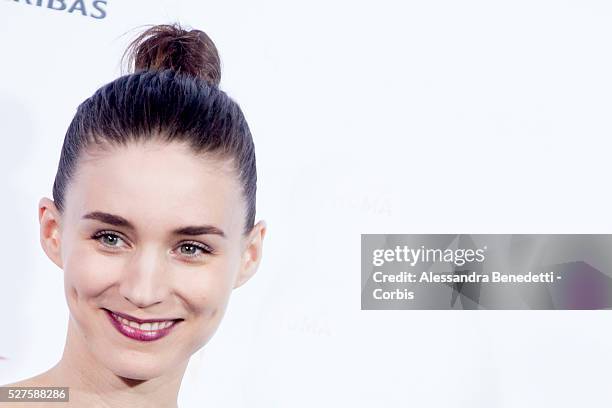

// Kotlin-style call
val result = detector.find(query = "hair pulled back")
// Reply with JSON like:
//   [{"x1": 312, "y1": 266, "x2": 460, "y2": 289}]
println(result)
[{"x1": 52, "y1": 23, "x2": 257, "y2": 234}]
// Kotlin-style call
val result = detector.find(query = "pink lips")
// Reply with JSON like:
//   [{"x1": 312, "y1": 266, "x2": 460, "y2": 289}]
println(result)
[{"x1": 104, "y1": 309, "x2": 181, "y2": 342}]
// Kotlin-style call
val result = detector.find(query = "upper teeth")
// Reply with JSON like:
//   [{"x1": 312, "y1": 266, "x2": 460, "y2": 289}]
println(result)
[{"x1": 112, "y1": 313, "x2": 175, "y2": 331}]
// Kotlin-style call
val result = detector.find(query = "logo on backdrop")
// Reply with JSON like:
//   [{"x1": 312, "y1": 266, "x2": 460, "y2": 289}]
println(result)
[{"x1": 11, "y1": 0, "x2": 108, "y2": 20}]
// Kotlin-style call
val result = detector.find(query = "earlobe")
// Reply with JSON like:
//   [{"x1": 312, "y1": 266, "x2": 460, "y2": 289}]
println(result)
[
  {"x1": 234, "y1": 220, "x2": 267, "y2": 289},
  {"x1": 38, "y1": 197, "x2": 64, "y2": 269}
]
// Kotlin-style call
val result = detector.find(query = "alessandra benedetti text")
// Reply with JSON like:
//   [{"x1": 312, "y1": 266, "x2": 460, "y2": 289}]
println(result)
[{"x1": 372, "y1": 271, "x2": 557, "y2": 284}]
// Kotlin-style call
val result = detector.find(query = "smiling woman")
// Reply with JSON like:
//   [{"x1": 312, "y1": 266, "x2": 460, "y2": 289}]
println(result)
[{"x1": 2, "y1": 22, "x2": 266, "y2": 407}]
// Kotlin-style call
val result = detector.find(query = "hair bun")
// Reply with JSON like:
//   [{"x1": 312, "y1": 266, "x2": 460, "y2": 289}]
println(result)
[{"x1": 122, "y1": 23, "x2": 221, "y2": 86}]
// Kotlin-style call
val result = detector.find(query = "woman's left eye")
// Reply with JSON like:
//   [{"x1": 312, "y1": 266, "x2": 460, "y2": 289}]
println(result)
[{"x1": 177, "y1": 242, "x2": 213, "y2": 258}]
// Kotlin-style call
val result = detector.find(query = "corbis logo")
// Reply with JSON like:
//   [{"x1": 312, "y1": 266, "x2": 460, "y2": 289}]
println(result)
[{"x1": 11, "y1": 0, "x2": 108, "y2": 19}]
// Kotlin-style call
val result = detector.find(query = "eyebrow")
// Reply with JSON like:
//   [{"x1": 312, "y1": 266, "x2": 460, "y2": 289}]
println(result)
[{"x1": 81, "y1": 211, "x2": 226, "y2": 238}]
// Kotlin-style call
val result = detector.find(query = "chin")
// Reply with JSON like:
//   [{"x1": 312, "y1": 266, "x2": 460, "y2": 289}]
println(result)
[{"x1": 103, "y1": 352, "x2": 176, "y2": 381}]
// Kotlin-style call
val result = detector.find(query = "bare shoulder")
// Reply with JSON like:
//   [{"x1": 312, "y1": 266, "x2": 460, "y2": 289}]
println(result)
[{"x1": 2, "y1": 374, "x2": 47, "y2": 387}]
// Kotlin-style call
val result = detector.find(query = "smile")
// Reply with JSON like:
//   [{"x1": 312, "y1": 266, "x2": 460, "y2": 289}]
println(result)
[{"x1": 103, "y1": 309, "x2": 182, "y2": 342}]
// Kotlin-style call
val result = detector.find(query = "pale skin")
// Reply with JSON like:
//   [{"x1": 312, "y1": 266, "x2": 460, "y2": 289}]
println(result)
[{"x1": 2, "y1": 139, "x2": 266, "y2": 407}]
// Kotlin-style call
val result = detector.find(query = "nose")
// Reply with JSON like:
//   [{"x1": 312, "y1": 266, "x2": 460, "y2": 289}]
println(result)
[{"x1": 119, "y1": 245, "x2": 170, "y2": 308}]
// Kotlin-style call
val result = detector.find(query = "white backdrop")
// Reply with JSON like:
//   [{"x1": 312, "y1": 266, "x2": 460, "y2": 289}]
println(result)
[{"x1": 2, "y1": 1, "x2": 612, "y2": 407}]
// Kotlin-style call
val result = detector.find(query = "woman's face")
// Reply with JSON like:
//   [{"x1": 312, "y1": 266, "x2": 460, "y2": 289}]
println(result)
[{"x1": 38, "y1": 140, "x2": 265, "y2": 380}]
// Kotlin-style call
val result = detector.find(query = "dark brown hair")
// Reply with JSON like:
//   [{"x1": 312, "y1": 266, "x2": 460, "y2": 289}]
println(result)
[{"x1": 52, "y1": 23, "x2": 257, "y2": 234}]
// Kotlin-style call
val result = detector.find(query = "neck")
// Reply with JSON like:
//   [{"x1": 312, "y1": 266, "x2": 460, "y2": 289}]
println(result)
[{"x1": 39, "y1": 317, "x2": 187, "y2": 408}]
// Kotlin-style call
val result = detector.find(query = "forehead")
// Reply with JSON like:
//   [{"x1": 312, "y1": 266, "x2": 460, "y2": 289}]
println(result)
[{"x1": 64, "y1": 140, "x2": 244, "y2": 236}]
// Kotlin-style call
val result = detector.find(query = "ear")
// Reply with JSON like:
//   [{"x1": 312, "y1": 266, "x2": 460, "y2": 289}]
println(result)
[
  {"x1": 234, "y1": 220, "x2": 267, "y2": 289},
  {"x1": 38, "y1": 197, "x2": 64, "y2": 269}
]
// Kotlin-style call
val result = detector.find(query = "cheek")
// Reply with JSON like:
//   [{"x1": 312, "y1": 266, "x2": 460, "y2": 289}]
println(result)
[
  {"x1": 179, "y1": 244, "x2": 243, "y2": 306},
  {"x1": 176, "y1": 256, "x2": 241, "y2": 338},
  {"x1": 63, "y1": 242, "x2": 123, "y2": 300},
  {"x1": 178, "y1": 262, "x2": 236, "y2": 313}
]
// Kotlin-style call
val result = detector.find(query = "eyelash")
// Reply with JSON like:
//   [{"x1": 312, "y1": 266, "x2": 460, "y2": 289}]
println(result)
[{"x1": 91, "y1": 230, "x2": 215, "y2": 259}]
